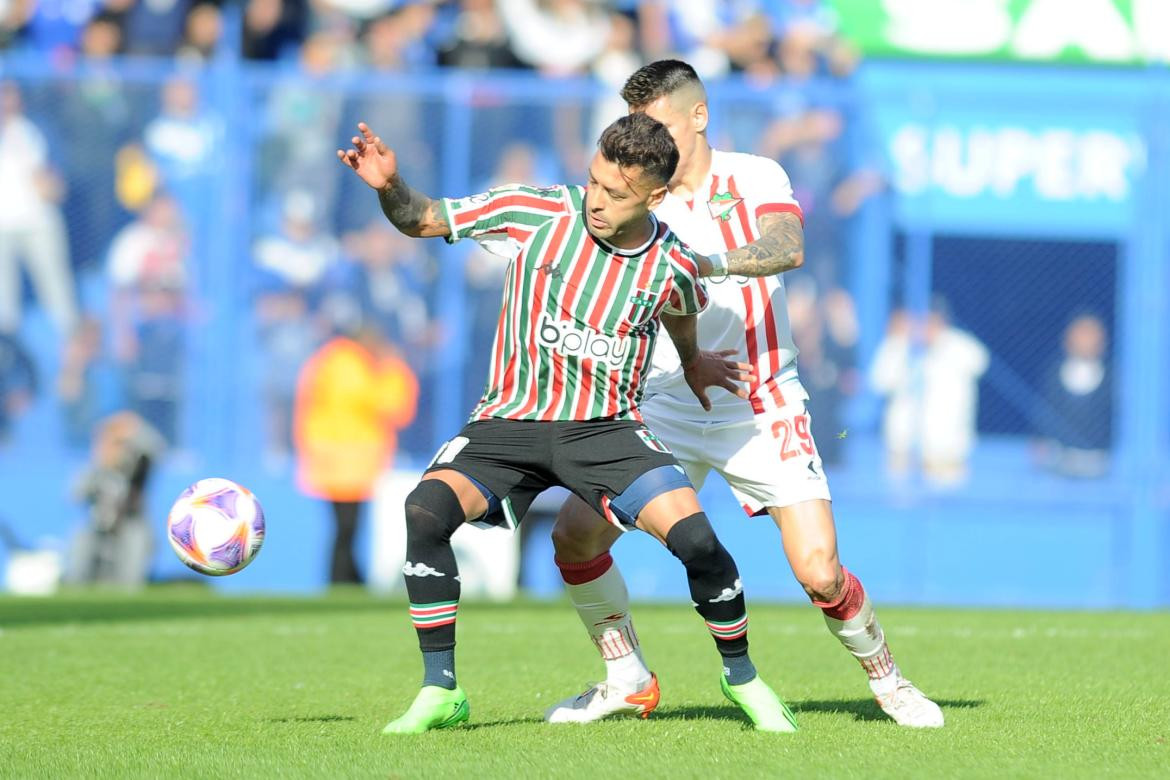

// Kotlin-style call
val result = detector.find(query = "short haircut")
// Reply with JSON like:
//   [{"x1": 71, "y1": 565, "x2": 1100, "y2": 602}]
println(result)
[
  {"x1": 621, "y1": 59, "x2": 703, "y2": 108},
  {"x1": 597, "y1": 113, "x2": 679, "y2": 186}
]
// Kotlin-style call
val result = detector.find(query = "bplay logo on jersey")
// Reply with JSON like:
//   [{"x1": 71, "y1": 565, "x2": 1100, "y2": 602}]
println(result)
[{"x1": 537, "y1": 313, "x2": 629, "y2": 363}]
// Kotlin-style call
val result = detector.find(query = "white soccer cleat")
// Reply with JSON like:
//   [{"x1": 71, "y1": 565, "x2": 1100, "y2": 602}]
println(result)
[
  {"x1": 871, "y1": 676, "x2": 944, "y2": 728},
  {"x1": 545, "y1": 674, "x2": 660, "y2": 724}
]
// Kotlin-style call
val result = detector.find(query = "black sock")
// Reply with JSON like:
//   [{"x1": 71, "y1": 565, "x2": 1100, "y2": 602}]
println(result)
[
  {"x1": 422, "y1": 649, "x2": 457, "y2": 690},
  {"x1": 403, "y1": 480, "x2": 466, "y2": 685},
  {"x1": 722, "y1": 653, "x2": 758, "y2": 686},
  {"x1": 665, "y1": 513, "x2": 755, "y2": 679}
]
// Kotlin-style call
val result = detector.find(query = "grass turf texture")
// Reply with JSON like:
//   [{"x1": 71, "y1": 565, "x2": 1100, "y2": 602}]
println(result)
[{"x1": 1, "y1": 590, "x2": 1166, "y2": 778}]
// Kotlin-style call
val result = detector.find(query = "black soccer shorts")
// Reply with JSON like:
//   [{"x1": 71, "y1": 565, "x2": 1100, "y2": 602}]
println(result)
[{"x1": 423, "y1": 417, "x2": 690, "y2": 530}]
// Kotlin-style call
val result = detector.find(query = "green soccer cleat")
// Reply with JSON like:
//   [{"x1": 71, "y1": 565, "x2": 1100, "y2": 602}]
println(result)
[
  {"x1": 382, "y1": 685, "x2": 470, "y2": 734},
  {"x1": 720, "y1": 675, "x2": 799, "y2": 733}
]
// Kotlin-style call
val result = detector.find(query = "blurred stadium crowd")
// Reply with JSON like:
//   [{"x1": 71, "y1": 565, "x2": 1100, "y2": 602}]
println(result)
[
  {"x1": 0, "y1": 2, "x2": 1121, "y2": 587},
  {"x1": 1, "y1": 0, "x2": 855, "y2": 79}
]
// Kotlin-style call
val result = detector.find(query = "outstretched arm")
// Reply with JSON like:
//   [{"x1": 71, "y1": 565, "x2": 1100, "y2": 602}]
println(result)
[
  {"x1": 697, "y1": 211, "x2": 804, "y2": 278},
  {"x1": 661, "y1": 313, "x2": 751, "y2": 412},
  {"x1": 337, "y1": 122, "x2": 450, "y2": 238}
]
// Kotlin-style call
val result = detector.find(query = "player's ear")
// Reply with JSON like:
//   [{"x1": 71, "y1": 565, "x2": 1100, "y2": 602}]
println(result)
[
  {"x1": 692, "y1": 102, "x2": 709, "y2": 134},
  {"x1": 647, "y1": 184, "x2": 668, "y2": 210}
]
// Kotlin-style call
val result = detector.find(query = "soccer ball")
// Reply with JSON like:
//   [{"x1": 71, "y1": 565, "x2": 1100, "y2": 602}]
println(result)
[{"x1": 167, "y1": 478, "x2": 265, "y2": 576}]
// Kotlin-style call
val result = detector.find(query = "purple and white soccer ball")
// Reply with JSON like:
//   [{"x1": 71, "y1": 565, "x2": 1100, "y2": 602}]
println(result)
[{"x1": 167, "y1": 478, "x2": 265, "y2": 576}]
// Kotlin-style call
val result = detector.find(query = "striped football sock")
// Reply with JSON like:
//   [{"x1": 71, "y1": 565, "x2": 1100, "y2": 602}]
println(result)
[
  {"x1": 556, "y1": 553, "x2": 651, "y2": 691},
  {"x1": 816, "y1": 567, "x2": 897, "y2": 681}
]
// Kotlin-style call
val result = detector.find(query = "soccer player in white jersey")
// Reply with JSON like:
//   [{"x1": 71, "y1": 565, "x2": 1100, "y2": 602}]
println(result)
[
  {"x1": 545, "y1": 60, "x2": 944, "y2": 730},
  {"x1": 339, "y1": 112, "x2": 801, "y2": 734}
]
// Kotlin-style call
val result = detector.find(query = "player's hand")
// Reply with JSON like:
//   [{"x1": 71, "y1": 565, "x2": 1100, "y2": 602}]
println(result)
[
  {"x1": 337, "y1": 122, "x2": 398, "y2": 190},
  {"x1": 681, "y1": 349, "x2": 752, "y2": 412}
]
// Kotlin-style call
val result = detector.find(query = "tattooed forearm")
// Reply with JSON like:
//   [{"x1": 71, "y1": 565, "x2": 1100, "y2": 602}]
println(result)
[
  {"x1": 378, "y1": 174, "x2": 449, "y2": 238},
  {"x1": 661, "y1": 313, "x2": 700, "y2": 367},
  {"x1": 720, "y1": 211, "x2": 804, "y2": 278}
]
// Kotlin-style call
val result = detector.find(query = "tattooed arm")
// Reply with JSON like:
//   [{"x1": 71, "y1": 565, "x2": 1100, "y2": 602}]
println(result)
[
  {"x1": 377, "y1": 176, "x2": 450, "y2": 238},
  {"x1": 696, "y1": 211, "x2": 804, "y2": 278},
  {"x1": 337, "y1": 121, "x2": 450, "y2": 238}
]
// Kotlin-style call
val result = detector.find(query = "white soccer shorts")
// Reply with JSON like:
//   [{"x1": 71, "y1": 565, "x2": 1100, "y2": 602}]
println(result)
[{"x1": 640, "y1": 396, "x2": 832, "y2": 516}]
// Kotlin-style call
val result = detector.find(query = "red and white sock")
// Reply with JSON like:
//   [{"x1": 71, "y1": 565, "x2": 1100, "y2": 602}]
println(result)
[
  {"x1": 556, "y1": 553, "x2": 651, "y2": 692},
  {"x1": 815, "y1": 567, "x2": 898, "y2": 685}
]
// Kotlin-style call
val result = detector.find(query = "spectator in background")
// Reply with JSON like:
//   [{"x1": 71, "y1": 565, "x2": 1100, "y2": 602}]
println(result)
[
  {"x1": 0, "y1": 331, "x2": 36, "y2": 443},
  {"x1": 437, "y1": 0, "x2": 522, "y2": 69},
  {"x1": 253, "y1": 189, "x2": 340, "y2": 469},
  {"x1": 342, "y1": 8, "x2": 442, "y2": 230},
  {"x1": 107, "y1": 191, "x2": 188, "y2": 445},
  {"x1": 768, "y1": 0, "x2": 859, "y2": 80},
  {"x1": 106, "y1": 0, "x2": 192, "y2": 57},
  {"x1": 259, "y1": 30, "x2": 350, "y2": 207},
  {"x1": 314, "y1": 0, "x2": 398, "y2": 25},
  {"x1": 497, "y1": 0, "x2": 610, "y2": 76},
  {"x1": 294, "y1": 324, "x2": 418, "y2": 585},
  {"x1": 1034, "y1": 314, "x2": 1113, "y2": 479},
  {"x1": 1, "y1": 0, "x2": 30, "y2": 49},
  {"x1": 635, "y1": 1, "x2": 773, "y2": 79},
  {"x1": 361, "y1": 1, "x2": 438, "y2": 69},
  {"x1": 788, "y1": 282, "x2": 858, "y2": 466},
  {"x1": 64, "y1": 411, "x2": 164, "y2": 588},
  {"x1": 176, "y1": 2, "x2": 224, "y2": 62},
  {"x1": 327, "y1": 217, "x2": 435, "y2": 355},
  {"x1": 587, "y1": 9, "x2": 642, "y2": 143},
  {"x1": 323, "y1": 216, "x2": 438, "y2": 461},
  {"x1": 0, "y1": 81, "x2": 78, "y2": 335},
  {"x1": 5, "y1": 0, "x2": 103, "y2": 54},
  {"x1": 58, "y1": 316, "x2": 123, "y2": 449},
  {"x1": 759, "y1": 105, "x2": 883, "y2": 289},
  {"x1": 59, "y1": 15, "x2": 135, "y2": 272},
  {"x1": 143, "y1": 75, "x2": 220, "y2": 225},
  {"x1": 243, "y1": 0, "x2": 308, "y2": 60},
  {"x1": 871, "y1": 300, "x2": 989, "y2": 486}
]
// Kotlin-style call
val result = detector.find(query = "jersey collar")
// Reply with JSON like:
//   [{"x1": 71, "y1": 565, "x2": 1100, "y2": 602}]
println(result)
[{"x1": 593, "y1": 212, "x2": 660, "y2": 257}]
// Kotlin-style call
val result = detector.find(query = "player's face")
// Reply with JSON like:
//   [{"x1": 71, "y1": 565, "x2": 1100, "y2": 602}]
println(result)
[
  {"x1": 634, "y1": 94, "x2": 707, "y2": 183},
  {"x1": 585, "y1": 151, "x2": 667, "y2": 246}
]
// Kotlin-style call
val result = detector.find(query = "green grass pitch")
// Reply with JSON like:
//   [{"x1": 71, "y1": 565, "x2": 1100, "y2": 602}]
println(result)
[{"x1": 1, "y1": 590, "x2": 1166, "y2": 778}]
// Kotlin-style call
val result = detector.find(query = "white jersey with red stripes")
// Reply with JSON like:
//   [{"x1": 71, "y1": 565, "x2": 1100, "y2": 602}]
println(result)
[
  {"x1": 440, "y1": 183, "x2": 708, "y2": 423},
  {"x1": 647, "y1": 149, "x2": 807, "y2": 421}
]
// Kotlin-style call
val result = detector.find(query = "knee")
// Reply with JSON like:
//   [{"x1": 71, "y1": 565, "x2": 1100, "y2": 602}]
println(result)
[
  {"x1": 550, "y1": 518, "x2": 596, "y2": 560},
  {"x1": 664, "y1": 513, "x2": 721, "y2": 565},
  {"x1": 404, "y1": 480, "x2": 465, "y2": 543},
  {"x1": 797, "y1": 556, "x2": 843, "y2": 603},
  {"x1": 551, "y1": 498, "x2": 616, "y2": 561}
]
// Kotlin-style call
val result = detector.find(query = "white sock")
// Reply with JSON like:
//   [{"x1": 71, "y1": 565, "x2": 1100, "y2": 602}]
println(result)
[
  {"x1": 558, "y1": 555, "x2": 652, "y2": 691},
  {"x1": 822, "y1": 592, "x2": 898, "y2": 681}
]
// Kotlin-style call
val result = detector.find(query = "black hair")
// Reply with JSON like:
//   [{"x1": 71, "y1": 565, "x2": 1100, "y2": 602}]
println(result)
[
  {"x1": 597, "y1": 113, "x2": 679, "y2": 186},
  {"x1": 620, "y1": 59, "x2": 703, "y2": 108}
]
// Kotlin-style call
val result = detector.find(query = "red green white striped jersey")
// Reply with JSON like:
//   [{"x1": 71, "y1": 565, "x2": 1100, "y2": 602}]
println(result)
[{"x1": 439, "y1": 183, "x2": 708, "y2": 422}]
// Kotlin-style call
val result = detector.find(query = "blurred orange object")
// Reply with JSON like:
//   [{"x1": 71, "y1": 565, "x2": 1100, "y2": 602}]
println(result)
[{"x1": 294, "y1": 332, "x2": 419, "y2": 502}]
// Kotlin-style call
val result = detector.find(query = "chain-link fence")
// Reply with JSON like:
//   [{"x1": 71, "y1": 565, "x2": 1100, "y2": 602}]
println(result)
[{"x1": 1, "y1": 58, "x2": 1166, "y2": 601}]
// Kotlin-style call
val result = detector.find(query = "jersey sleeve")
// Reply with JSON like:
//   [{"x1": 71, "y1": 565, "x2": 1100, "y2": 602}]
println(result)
[
  {"x1": 750, "y1": 157, "x2": 805, "y2": 226},
  {"x1": 437, "y1": 183, "x2": 570, "y2": 258},
  {"x1": 663, "y1": 239, "x2": 709, "y2": 316}
]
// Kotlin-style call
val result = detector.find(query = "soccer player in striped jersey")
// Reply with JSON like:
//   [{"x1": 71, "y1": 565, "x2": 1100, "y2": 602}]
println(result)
[
  {"x1": 544, "y1": 60, "x2": 945, "y2": 729},
  {"x1": 338, "y1": 112, "x2": 796, "y2": 734}
]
